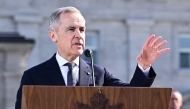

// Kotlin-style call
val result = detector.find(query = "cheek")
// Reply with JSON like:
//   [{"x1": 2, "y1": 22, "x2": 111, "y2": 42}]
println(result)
[
  {"x1": 67, "y1": 37, "x2": 74, "y2": 47},
  {"x1": 82, "y1": 36, "x2": 85, "y2": 43},
  {"x1": 83, "y1": 36, "x2": 85, "y2": 41}
]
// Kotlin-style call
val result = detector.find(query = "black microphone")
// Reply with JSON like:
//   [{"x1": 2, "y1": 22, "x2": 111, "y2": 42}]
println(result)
[{"x1": 84, "y1": 49, "x2": 95, "y2": 87}]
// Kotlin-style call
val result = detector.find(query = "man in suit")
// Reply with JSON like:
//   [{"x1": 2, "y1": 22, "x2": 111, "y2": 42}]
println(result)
[
  {"x1": 15, "y1": 6, "x2": 170, "y2": 109},
  {"x1": 169, "y1": 91, "x2": 183, "y2": 109}
]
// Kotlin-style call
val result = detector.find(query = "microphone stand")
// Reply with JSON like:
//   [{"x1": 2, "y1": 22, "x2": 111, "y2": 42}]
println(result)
[
  {"x1": 90, "y1": 53, "x2": 95, "y2": 87},
  {"x1": 84, "y1": 49, "x2": 95, "y2": 87}
]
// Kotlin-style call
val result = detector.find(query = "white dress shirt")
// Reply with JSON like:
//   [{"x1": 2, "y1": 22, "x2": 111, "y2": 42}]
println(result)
[
  {"x1": 56, "y1": 52, "x2": 79, "y2": 86},
  {"x1": 55, "y1": 52, "x2": 150, "y2": 86},
  {"x1": 138, "y1": 65, "x2": 150, "y2": 77}
]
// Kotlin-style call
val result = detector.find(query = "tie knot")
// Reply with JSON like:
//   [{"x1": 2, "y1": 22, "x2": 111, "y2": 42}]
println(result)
[{"x1": 65, "y1": 62, "x2": 75, "y2": 70}]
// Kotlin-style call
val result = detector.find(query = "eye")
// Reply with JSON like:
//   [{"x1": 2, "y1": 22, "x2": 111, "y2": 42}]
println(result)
[
  {"x1": 69, "y1": 28, "x2": 75, "y2": 31},
  {"x1": 80, "y1": 28, "x2": 85, "y2": 33},
  {"x1": 67, "y1": 26, "x2": 76, "y2": 32}
]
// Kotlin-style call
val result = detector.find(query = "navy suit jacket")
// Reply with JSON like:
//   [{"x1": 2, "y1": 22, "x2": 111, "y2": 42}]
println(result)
[{"x1": 15, "y1": 54, "x2": 156, "y2": 109}]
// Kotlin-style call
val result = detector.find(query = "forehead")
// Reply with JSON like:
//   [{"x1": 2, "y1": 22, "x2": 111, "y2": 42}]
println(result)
[
  {"x1": 171, "y1": 92, "x2": 182, "y2": 99},
  {"x1": 59, "y1": 12, "x2": 86, "y2": 26}
]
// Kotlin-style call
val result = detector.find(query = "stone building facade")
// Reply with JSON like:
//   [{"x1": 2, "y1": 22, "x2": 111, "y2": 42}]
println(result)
[{"x1": 0, "y1": 0, "x2": 190, "y2": 109}]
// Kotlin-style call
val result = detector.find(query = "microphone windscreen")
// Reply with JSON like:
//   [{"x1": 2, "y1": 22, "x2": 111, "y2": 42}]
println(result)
[{"x1": 84, "y1": 49, "x2": 92, "y2": 57}]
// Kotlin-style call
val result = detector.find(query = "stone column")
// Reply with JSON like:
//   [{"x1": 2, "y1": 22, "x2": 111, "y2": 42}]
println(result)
[
  {"x1": 126, "y1": 19, "x2": 154, "y2": 80},
  {"x1": 0, "y1": 35, "x2": 34, "y2": 109},
  {"x1": 14, "y1": 13, "x2": 43, "y2": 68},
  {"x1": 0, "y1": 50, "x2": 5, "y2": 109}
]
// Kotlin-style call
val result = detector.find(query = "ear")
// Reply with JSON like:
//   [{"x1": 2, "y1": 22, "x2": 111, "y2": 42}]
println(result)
[{"x1": 48, "y1": 30, "x2": 58, "y2": 43}]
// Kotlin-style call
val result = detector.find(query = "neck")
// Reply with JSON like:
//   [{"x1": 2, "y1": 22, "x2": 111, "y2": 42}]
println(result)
[{"x1": 58, "y1": 51, "x2": 78, "y2": 62}]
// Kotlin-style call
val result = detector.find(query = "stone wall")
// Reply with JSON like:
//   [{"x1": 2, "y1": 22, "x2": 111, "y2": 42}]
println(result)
[
  {"x1": 0, "y1": 35, "x2": 34, "y2": 109},
  {"x1": 0, "y1": 0, "x2": 190, "y2": 109}
]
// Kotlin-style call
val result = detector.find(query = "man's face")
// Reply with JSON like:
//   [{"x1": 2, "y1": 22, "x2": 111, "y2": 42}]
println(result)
[
  {"x1": 49, "y1": 12, "x2": 86, "y2": 61},
  {"x1": 169, "y1": 92, "x2": 183, "y2": 109}
]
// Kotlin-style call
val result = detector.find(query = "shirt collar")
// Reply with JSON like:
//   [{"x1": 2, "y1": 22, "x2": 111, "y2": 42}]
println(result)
[{"x1": 56, "y1": 51, "x2": 79, "y2": 68}]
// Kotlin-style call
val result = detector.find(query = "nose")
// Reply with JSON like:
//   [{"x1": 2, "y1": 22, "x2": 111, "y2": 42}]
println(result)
[{"x1": 75, "y1": 29, "x2": 84, "y2": 39}]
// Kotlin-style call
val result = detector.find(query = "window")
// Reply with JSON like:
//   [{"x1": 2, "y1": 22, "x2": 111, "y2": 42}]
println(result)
[
  {"x1": 179, "y1": 34, "x2": 190, "y2": 69},
  {"x1": 81, "y1": 31, "x2": 99, "y2": 64}
]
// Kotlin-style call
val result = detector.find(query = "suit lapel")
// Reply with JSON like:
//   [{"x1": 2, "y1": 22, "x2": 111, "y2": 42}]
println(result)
[
  {"x1": 45, "y1": 54, "x2": 66, "y2": 86},
  {"x1": 79, "y1": 58, "x2": 92, "y2": 86},
  {"x1": 45, "y1": 54, "x2": 92, "y2": 86}
]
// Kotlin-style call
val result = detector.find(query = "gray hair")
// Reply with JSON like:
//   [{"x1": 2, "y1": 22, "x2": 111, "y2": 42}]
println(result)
[{"x1": 49, "y1": 6, "x2": 81, "y2": 31}]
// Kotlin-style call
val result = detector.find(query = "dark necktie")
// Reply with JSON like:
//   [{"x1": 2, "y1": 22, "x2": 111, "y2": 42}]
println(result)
[{"x1": 66, "y1": 62, "x2": 76, "y2": 86}]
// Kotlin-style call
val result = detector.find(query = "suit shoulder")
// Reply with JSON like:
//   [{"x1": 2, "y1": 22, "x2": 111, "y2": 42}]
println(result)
[
  {"x1": 25, "y1": 60, "x2": 48, "y2": 73},
  {"x1": 84, "y1": 60, "x2": 106, "y2": 72},
  {"x1": 25, "y1": 54, "x2": 56, "y2": 73}
]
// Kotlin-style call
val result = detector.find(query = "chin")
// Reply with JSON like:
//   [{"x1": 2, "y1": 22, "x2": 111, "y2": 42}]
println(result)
[{"x1": 74, "y1": 49, "x2": 84, "y2": 56}]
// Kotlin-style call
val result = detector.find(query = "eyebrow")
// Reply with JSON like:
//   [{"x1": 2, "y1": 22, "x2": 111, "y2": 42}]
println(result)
[
  {"x1": 67, "y1": 26, "x2": 85, "y2": 30},
  {"x1": 67, "y1": 26, "x2": 76, "y2": 30}
]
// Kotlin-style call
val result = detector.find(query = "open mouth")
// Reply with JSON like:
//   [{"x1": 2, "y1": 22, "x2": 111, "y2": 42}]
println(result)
[
  {"x1": 74, "y1": 43, "x2": 82, "y2": 46},
  {"x1": 74, "y1": 43, "x2": 83, "y2": 48}
]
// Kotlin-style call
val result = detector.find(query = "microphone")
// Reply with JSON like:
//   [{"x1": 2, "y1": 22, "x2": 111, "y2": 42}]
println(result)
[{"x1": 84, "y1": 49, "x2": 95, "y2": 87}]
